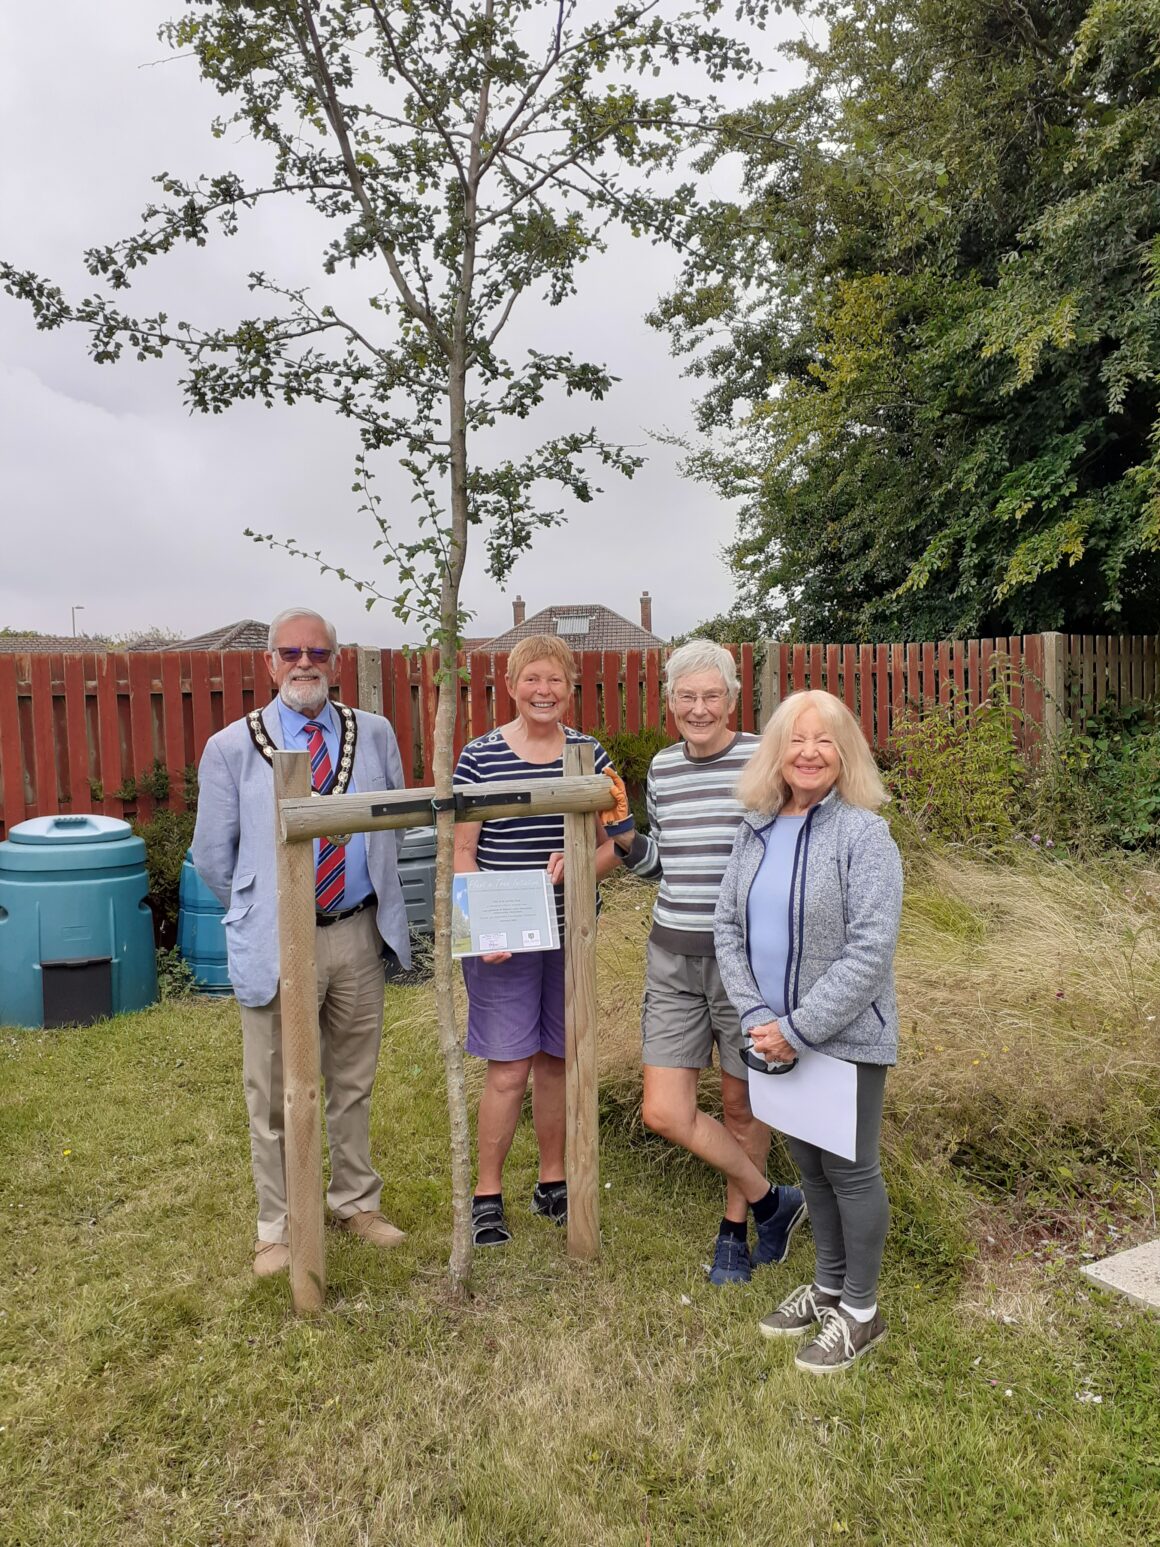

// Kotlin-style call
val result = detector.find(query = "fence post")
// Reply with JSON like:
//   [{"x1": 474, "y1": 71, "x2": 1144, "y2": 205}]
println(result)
[
  {"x1": 356, "y1": 647, "x2": 383, "y2": 715},
  {"x1": 1040, "y1": 632, "x2": 1067, "y2": 743},
  {"x1": 562, "y1": 741, "x2": 600, "y2": 1261},
  {"x1": 758, "y1": 642, "x2": 781, "y2": 730},
  {"x1": 273, "y1": 749, "x2": 327, "y2": 1314}
]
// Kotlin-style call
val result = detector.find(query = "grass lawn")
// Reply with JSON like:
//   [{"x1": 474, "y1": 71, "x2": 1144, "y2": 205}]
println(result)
[{"x1": 2, "y1": 852, "x2": 1159, "y2": 1545}]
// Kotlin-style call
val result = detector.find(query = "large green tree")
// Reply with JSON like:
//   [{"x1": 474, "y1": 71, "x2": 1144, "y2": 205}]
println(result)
[
  {"x1": 2, "y1": 0, "x2": 766, "y2": 1287},
  {"x1": 656, "y1": 0, "x2": 1160, "y2": 640}
]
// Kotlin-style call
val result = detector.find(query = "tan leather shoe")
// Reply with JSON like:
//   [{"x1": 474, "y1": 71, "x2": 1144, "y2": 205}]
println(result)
[
  {"x1": 253, "y1": 1240, "x2": 290, "y2": 1278},
  {"x1": 337, "y1": 1210, "x2": 406, "y2": 1248}
]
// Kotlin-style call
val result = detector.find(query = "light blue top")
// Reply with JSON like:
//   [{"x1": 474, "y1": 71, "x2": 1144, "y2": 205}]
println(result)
[
  {"x1": 277, "y1": 699, "x2": 372, "y2": 908},
  {"x1": 716, "y1": 793, "x2": 904, "y2": 1065},
  {"x1": 745, "y1": 813, "x2": 806, "y2": 1019}
]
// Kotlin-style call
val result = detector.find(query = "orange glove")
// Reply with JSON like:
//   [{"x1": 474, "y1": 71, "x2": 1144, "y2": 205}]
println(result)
[{"x1": 599, "y1": 768, "x2": 634, "y2": 837}]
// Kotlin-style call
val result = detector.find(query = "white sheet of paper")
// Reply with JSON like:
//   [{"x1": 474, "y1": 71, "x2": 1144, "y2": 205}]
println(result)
[{"x1": 747, "y1": 1046, "x2": 859, "y2": 1161}]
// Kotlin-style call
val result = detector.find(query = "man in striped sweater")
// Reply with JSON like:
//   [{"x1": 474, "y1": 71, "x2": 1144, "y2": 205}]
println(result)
[{"x1": 612, "y1": 640, "x2": 806, "y2": 1284}]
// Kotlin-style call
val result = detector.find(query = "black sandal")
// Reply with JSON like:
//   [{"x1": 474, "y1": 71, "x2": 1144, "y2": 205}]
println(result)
[
  {"x1": 530, "y1": 1180, "x2": 568, "y2": 1226},
  {"x1": 471, "y1": 1195, "x2": 512, "y2": 1247}
]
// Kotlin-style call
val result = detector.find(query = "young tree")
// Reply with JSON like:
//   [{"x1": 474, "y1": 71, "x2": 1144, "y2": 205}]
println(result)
[{"x1": 2, "y1": 0, "x2": 767, "y2": 1289}]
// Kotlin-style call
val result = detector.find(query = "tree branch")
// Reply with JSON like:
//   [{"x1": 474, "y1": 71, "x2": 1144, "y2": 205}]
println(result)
[
  {"x1": 294, "y1": 0, "x2": 449, "y2": 352},
  {"x1": 365, "y1": 0, "x2": 470, "y2": 189}
]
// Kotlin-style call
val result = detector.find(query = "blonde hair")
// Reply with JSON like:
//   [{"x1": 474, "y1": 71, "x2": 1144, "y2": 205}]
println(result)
[
  {"x1": 505, "y1": 634, "x2": 578, "y2": 688},
  {"x1": 737, "y1": 690, "x2": 889, "y2": 814}
]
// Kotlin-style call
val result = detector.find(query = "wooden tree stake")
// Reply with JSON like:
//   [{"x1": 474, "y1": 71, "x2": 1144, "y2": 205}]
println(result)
[
  {"x1": 269, "y1": 763, "x2": 609, "y2": 1308},
  {"x1": 562, "y1": 741, "x2": 600, "y2": 1260},
  {"x1": 273, "y1": 750, "x2": 327, "y2": 1313}
]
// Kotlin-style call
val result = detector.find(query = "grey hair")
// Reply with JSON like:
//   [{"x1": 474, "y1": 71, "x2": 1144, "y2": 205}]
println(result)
[
  {"x1": 267, "y1": 608, "x2": 338, "y2": 653},
  {"x1": 664, "y1": 639, "x2": 739, "y2": 703}
]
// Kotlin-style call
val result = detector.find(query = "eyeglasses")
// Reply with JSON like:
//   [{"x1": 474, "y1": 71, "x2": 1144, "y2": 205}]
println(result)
[
  {"x1": 673, "y1": 691, "x2": 727, "y2": 709},
  {"x1": 740, "y1": 1044, "x2": 799, "y2": 1076},
  {"x1": 274, "y1": 646, "x2": 333, "y2": 664}
]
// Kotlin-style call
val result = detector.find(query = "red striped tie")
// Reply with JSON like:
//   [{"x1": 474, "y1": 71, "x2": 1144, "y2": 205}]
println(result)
[{"x1": 305, "y1": 720, "x2": 345, "y2": 912}]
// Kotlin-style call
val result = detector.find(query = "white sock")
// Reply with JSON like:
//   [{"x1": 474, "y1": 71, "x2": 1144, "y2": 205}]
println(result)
[
  {"x1": 839, "y1": 1299, "x2": 877, "y2": 1323},
  {"x1": 814, "y1": 1284, "x2": 842, "y2": 1298}
]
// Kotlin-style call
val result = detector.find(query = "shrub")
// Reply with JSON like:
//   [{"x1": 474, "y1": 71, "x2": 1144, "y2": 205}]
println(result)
[
  {"x1": 884, "y1": 696, "x2": 1025, "y2": 847},
  {"x1": 1069, "y1": 703, "x2": 1160, "y2": 849},
  {"x1": 1027, "y1": 702, "x2": 1160, "y2": 852},
  {"x1": 132, "y1": 809, "x2": 198, "y2": 948},
  {"x1": 155, "y1": 946, "x2": 197, "y2": 1001},
  {"x1": 592, "y1": 723, "x2": 675, "y2": 832}
]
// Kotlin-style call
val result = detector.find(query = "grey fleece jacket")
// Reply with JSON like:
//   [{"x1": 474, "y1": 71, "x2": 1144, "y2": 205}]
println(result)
[{"x1": 713, "y1": 791, "x2": 903, "y2": 1065}]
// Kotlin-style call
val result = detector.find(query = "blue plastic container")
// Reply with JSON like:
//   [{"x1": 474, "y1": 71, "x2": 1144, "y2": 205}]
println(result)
[
  {"x1": 176, "y1": 823, "x2": 437, "y2": 999},
  {"x1": 399, "y1": 824, "x2": 436, "y2": 936},
  {"x1": 177, "y1": 850, "x2": 231, "y2": 994},
  {"x1": 0, "y1": 814, "x2": 158, "y2": 1029}
]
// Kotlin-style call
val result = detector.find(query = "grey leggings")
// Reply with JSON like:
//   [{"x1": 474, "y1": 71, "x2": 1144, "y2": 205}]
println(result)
[{"x1": 784, "y1": 1062, "x2": 889, "y2": 1309}]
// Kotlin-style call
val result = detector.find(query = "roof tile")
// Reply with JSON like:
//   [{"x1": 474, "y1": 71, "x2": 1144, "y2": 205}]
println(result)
[{"x1": 477, "y1": 603, "x2": 663, "y2": 655}]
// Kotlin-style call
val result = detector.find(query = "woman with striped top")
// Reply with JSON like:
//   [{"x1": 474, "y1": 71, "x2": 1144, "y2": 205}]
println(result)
[
  {"x1": 612, "y1": 640, "x2": 806, "y2": 1284},
  {"x1": 454, "y1": 635, "x2": 622, "y2": 1247}
]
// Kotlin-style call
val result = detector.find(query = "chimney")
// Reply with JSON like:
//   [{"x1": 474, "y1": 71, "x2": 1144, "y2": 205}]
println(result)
[
  {"x1": 640, "y1": 590, "x2": 653, "y2": 633},
  {"x1": 513, "y1": 595, "x2": 526, "y2": 626}
]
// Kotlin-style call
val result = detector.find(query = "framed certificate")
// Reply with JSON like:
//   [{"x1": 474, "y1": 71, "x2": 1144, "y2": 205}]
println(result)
[{"x1": 451, "y1": 870, "x2": 560, "y2": 957}]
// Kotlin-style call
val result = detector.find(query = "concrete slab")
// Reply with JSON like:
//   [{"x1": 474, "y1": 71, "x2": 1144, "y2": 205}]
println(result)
[{"x1": 1080, "y1": 1238, "x2": 1160, "y2": 1313}]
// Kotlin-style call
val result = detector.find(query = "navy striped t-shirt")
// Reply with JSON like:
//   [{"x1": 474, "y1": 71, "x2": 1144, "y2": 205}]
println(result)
[{"x1": 454, "y1": 727, "x2": 611, "y2": 932}]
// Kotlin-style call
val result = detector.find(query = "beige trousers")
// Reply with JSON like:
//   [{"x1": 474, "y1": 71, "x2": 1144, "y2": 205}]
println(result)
[{"x1": 240, "y1": 908, "x2": 387, "y2": 1243}]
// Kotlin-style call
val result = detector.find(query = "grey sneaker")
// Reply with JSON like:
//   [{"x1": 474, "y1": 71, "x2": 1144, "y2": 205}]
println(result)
[
  {"x1": 758, "y1": 1283, "x2": 841, "y2": 1339},
  {"x1": 795, "y1": 1306, "x2": 888, "y2": 1374}
]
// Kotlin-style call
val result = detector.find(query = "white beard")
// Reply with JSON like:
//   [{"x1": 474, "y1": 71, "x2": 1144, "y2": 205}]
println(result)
[{"x1": 280, "y1": 674, "x2": 330, "y2": 716}]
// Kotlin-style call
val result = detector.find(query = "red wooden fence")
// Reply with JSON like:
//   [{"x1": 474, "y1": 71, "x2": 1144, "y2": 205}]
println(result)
[
  {"x1": 0, "y1": 645, "x2": 756, "y2": 837},
  {"x1": 0, "y1": 634, "x2": 1154, "y2": 837},
  {"x1": 762, "y1": 633, "x2": 1157, "y2": 755},
  {"x1": 767, "y1": 635, "x2": 1049, "y2": 753}
]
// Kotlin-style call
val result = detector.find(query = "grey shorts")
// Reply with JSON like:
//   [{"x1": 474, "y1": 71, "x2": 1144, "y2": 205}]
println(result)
[{"x1": 640, "y1": 940, "x2": 747, "y2": 1081}]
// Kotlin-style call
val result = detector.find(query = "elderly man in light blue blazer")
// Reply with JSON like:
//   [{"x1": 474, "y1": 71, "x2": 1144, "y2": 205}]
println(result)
[{"x1": 192, "y1": 606, "x2": 411, "y2": 1278}]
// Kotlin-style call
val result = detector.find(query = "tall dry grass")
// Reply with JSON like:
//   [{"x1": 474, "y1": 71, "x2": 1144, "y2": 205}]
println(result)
[{"x1": 595, "y1": 848, "x2": 1160, "y2": 1199}]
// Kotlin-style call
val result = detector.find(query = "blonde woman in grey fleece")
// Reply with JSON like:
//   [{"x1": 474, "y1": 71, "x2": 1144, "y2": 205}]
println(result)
[{"x1": 714, "y1": 690, "x2": 902, "y2": 1374}]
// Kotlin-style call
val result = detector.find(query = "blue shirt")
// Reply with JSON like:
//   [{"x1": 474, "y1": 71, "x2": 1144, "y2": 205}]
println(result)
[
  {"x1": 277, "y1": 699, "x2": 373, "y2": 908},
  {"x1": 746, "y1": 813, "x2": 806, "y2": 1019}
]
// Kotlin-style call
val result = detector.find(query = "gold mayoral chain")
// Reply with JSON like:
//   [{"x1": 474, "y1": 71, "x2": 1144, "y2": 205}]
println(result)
[{"x1": 246, "y1": 704, "x2": 357, "y2": 846}]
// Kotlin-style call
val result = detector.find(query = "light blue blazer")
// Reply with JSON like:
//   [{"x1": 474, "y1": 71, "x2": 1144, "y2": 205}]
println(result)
[{"x1": 191, "y1": 699, "x2": 411, "y2": 1007}]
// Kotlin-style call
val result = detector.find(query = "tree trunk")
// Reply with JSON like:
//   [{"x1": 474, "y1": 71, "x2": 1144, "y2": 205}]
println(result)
[
  {"x1": 431, "y1": 321, "x2": 475, "y2": 1293},
  {"x1": 431, "y1": 28, "x2": 492, "y2": 1295},
  {"x1": 432, "y1": 548, "x2": 472, "y2": 1290},
  {"x1": 431, "y1": 694, "x2": 472, "y2": 1293}
]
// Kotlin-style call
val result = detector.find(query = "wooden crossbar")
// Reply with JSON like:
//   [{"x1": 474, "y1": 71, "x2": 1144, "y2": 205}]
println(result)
[
  {"x1": 277, "y1": 775, "x2": 611, "y2": 843},
  {"x1": 272, "y1": 752, "x2": 610, "y2": 1312}
]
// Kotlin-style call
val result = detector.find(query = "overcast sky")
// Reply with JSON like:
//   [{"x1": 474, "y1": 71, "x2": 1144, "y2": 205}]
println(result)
[{"x1": 0, "y1": 4, "x2": 808, "y2": 647}]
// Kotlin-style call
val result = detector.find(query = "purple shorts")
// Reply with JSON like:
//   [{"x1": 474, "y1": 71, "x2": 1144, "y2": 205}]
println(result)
[{"x1": 462, "y1": 946, "x2": 565, "y2": 1062}]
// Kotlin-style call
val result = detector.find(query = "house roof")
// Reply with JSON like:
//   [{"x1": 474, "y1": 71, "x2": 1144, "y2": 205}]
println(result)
[
  {"x1": 176, "y1": 619, "x2": 271, "y2": 651},
  {"x1": 0, "y1": 633, "x2": 110, "y2": 653},
  {"x1": 478, "y1": 604, "x2": 663, "y2": 655}
]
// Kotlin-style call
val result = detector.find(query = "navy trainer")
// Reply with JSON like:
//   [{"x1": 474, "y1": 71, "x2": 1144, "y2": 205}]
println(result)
[
  {"x1": 752, "y1": 1186, "x2": 808, "y2": 1267},
  {"x1": 708, "y1": 1231, "x2": 752, "y2": 1285}
]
